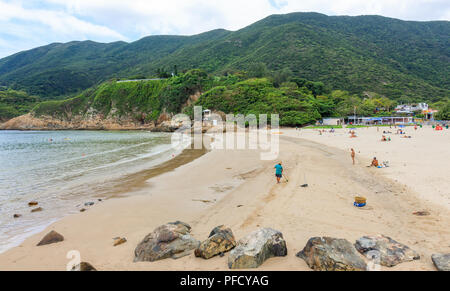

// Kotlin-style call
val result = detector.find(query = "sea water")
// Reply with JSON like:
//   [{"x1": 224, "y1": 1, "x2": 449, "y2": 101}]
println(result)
[{"x1": 0, "y1": 130, "x2": 182, "y2": 253}]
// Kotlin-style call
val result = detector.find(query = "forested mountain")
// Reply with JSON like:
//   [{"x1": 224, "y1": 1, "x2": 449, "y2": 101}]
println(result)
[
  {"x1": 0, "y1": 12, "x2": 448, "y2": 103},
  {"x1": 0, "y1": 88, "x2": 39, "y2": 121}
]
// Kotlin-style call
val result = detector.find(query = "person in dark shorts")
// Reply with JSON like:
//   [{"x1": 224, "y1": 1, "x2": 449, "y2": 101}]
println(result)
[{"x1": 274, "y1": 162, "x2": 283, "y2": 184}]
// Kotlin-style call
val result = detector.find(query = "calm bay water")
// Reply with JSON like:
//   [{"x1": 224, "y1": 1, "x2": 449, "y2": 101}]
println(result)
[{"x1": 0, "y1": 130, "x2": 180, "y2": 253}]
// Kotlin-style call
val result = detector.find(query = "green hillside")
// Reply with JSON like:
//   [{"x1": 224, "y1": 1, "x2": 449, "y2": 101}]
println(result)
[
  {"x1": 30, "y1": 69, "x2": 406, "y2": 126},
  {"x1": 0, "y1": 12, "x2": 448, "y2": 103},
  {"x1": 0, "y1": 88, "x2": 39, "y2": 121}
]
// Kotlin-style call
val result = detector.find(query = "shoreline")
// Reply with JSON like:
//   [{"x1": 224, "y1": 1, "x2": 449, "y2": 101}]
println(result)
[
  {"x1": 0, "y1": 134, "x2": 207, "y2": 255},
  {"x1": 0, "y1": 130, "x2": 448, "y2": 270}
]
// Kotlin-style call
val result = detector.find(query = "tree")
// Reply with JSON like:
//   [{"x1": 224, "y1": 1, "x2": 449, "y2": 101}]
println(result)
[
  {"x1": 435, "y1": 101, "x2": 450, "y2": 120},
  {"x1": 272, "y1": 68, "x2": 292, "y2": 87},
  {"x1": 156, "y1": 68, "x2": 171, "y2": 78},
  {"x1": 248, "y1": 63, "x2": 269, "y2": 78}
]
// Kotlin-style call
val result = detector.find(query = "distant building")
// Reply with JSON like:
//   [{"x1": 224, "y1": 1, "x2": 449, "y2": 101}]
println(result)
[
  {"x1": 202, "y1": 109, "x2": 221, "y2": 126},
  {"x1": 321, "y1": 118, "x2": 343, "y2": 126},
  {"x1": 203, "y1": 109, "x2": 212, "y2": 121},
  {"x1": 423, "y1": 109, "x2": 439, "y2": 120},
  {"x1": 395, "y1": 103, "x2": 429, "y2": 114},
  {"x1": 347, "y1": 116, "x2": 414, "y2": 125}
]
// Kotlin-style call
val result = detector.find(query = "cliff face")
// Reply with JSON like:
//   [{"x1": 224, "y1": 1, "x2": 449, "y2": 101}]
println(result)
[
  {"x1": 0, "y1": 113, "x2": 156, "y2": 131},
  {"x1": 0, "y1": 71, "x2": 209, "y2": 131}
]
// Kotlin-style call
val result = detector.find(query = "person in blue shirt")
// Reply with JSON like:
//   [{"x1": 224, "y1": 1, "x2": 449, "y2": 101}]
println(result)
[{"x1": 274, "y1": 162, "x2": 283, "y2": 184}]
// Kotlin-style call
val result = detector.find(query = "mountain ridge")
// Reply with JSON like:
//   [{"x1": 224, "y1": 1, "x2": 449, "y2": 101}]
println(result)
[{"x1": 0, "y1": 12, "x2": 448, "y2": 102}]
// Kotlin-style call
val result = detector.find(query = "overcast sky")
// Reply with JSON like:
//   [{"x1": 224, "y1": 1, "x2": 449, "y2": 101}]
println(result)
[{"x1": 0, "y1": 0, "x2": 449, "y2": 58}]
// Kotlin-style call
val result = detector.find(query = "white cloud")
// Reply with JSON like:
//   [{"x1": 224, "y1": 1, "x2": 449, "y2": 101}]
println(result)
[
  {"x1": 0, "y1": 0, "x2": 449, "y2": 58},
  {"x1": 276, "y1": 0, "x2": 450, "y2": 21},
  {"x1": 0, "y1": 1, "x2": 125, "y2": 39}
]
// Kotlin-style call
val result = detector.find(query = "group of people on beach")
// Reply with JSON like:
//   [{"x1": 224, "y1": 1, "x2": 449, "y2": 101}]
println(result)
[
  {"x1": 273, "y1": 150, "x2": 386, "y2": 184},
  {"x1": 381, "y1": 135, "x2": 391, "y2": 142},
  {"x1": 273, "y1": 123, "x2": 444, "y2": 183}
]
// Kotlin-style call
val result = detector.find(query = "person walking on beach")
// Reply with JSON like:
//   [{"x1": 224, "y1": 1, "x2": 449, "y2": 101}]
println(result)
[
  {"x1": 351, "y1": 149, "x2": 356, "y2": 165},
  {"x1": 274, "y1": 162, "x2": 283, "y2": 184}
]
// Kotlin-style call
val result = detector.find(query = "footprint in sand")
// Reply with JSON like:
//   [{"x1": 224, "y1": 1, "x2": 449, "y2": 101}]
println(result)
[{"x1": 209, "y1": 185, "x2": 234, "y2": 193}]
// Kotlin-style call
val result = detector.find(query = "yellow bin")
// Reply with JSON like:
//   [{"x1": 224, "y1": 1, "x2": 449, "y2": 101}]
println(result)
[{"x1": 355, "y1": 197, "x2": 367, "y2": 204}]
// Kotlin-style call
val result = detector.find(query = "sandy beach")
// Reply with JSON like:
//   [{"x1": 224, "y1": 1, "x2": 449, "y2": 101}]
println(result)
[{"x1": 0, "y1": 127, "x2": 449, "y2": 271}]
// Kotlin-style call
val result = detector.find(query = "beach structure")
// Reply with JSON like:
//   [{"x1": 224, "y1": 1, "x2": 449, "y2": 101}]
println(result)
[
  {"x1": 321, "y1": 118, "x2": 343, "y2": 126},
  {"x1": 394, "y1": 103, "x2": 439, "y2": 121},
  {"x1": 422, "y1": 109, "x2": 439, "y2": 121},
  {"x1": 395, "y1": 103, "x2": 429, "y2": 114},
  {"x1": 346, "y1": 116, "x2": 414, "y2": 125},
  {"x1": 203, "y1": 109, "x2": 212, "y2": 121},
  {"x1": 116, "y1": 78, "x2": 165, "y2": 83},
  {"x1": 202, "y1": 109, "x2": 221, "y2": 126}
]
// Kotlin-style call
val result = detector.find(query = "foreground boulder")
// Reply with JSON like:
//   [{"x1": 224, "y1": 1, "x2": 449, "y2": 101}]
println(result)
[
  {"x1": 37, "y1": 230, "x2": 64, "y2": 246},
  {"x1": 134, "y1": 221, "x2": 200, "y2": 262},
  {"x1": 71, "y1": 262, "x2": 97, "y2": 271},
  {"x1": 432, "y1": 254, "x2": 450, "y2": 271},
  {"x1": 297, "y1": 237, "x2": 367, "y2": 271},
  {"x1": 228, "y1": 228, "x2": 287, "y2": 269},
  {"x1": 195, "y1": 226, "x2": 236, "y2": 259},
  {"x1": 355, "y1": 235, "x2": 420, "y2": 267}
]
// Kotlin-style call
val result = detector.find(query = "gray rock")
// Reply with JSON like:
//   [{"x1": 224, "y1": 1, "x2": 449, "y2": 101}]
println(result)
[
  {"x1": 195, "y1": 225, "x2": 236, "y2": 259},
  {"x1": 297, "y1": 237, "x2": 367, "y2": 271},
  {"x1": 228, "y1": 228, "x2": 287, "y2": 269},
  {"x1": 134, "y1": 221, "x2": 200, "y2": 262},
  {"x1": 84, "y1": 202, "x2": 95, "y2": 207},
  {"x1": 432, "y1": 254, "x2": 450, "y2": 271},
  {"x1": 355, "y1": 235, "x2": 420, "y2": 267},
  {"x1": 37, "y1": 230, "x2": 64, "y2": 246}
]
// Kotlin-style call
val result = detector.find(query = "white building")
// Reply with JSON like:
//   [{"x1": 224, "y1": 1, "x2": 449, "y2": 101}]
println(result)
[
  {"x1": 322, "y1": 118, "x2": 342, "y2": 126},
  {"x1": 347, "y1": 116, "x2": 414, "y2": 125},
  {"x1": 395, "y1": 103, "x2": 429, "y2": 114},
  {"x1": 203, "y1": 110, "x2": 212, "y2": 121}
]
